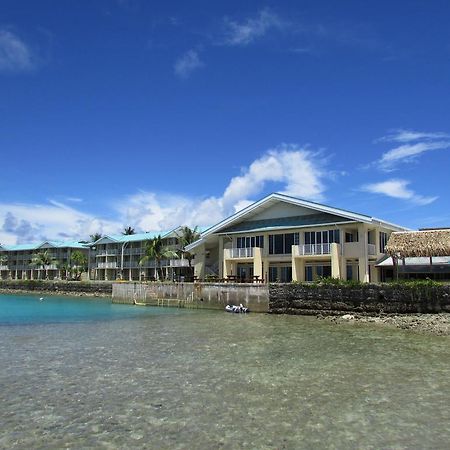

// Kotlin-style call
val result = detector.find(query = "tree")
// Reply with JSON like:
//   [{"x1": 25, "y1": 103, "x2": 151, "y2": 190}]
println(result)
[
  {"x1": 0, "y1": 253, "x2": 7, "y2": 267},
  {"x1": 56, "y1": 260, "x2": 69, "y2": 280},
  {"x1": 176, "y1": 226, "x2": 201, "y2": 268},
  {"x1": 31, "y1": 250, "x2": 54, "y2": 280},
  {"x1": 71, "y1": 251, "x2": 88, "y2": 281},
  {"x1": 139, "y1": 235, "x2": 178, "y2": 281},
  {"x1": 122, "y1": 226, "x2": 136, "y2": 235},
  {"x1": 90, "y1": 233, "x2": 102, "y2": 242}
]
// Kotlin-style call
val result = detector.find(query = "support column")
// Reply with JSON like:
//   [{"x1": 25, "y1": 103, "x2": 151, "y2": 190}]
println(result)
[
  {"x1": 292, "y1": 257, "x2": 305, "y2": 282},
  {"x1": 253, "y1": 248, "x2": 263, "y2": 280},
  {"x1": 218, "y1": 236, "x2": 224, "y2": 279},
  {"x1": 223, "y1": 259, "x2": 233, "y2": 278},
  {"x1": 331, "y1": 243, "x2": 341, "y2": 279},
  {"x1": 194, "y1": 244, "x2": 206, "y2": 280},
  {"x1": 358, "y1": 224, "x2": 370, "y2": 282}
]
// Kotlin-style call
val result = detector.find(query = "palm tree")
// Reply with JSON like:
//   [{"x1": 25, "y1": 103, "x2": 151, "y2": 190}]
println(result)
[
  {"x1": 56, "y1": 260, "x2": 69, "y2": 280},
  {"x1": 0, "y1": 253, "x2": 7, "y2": 267},
  {"x1": 176, "y1": 226, "x2": 201, "y2": 268},
  {"x1": 31, "y1": 250, "x2": 53, "y2": 280},
  {"x1": 71, "y1": 251, "x2": 88, "y2": 281},
  {"x1": 122, "y1": 226, "x2": 136, "y2": 235},
  {"x1": 90, "y1": 233, "x2": 102, "y2": 242},
  {"x1": 139, "y1": 235, "x2": 178, "y2": 281}
]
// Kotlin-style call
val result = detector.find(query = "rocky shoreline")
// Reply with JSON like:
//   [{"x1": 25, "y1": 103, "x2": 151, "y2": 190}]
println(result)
[
  {"x1": 319, "y1": 312, "x2": 450, "y2": 336},
  {"x1": 0, "y1": 288, "x2": 111, "y2": 298}
]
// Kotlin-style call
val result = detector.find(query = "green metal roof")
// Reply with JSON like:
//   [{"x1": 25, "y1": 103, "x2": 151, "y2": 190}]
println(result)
[{"x1": 2, "y1": 240, "x2": 89, "y2": 252}]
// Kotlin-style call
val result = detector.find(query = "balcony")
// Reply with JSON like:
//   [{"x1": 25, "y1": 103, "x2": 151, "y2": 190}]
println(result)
[
  {"x1": 97, "y1": 262, "x2": 118, "y2": 269},
  {"x1": 170, "y1": 259, "x2": 190, "y2": 267},
  {"x1": 294, "y1": 243, "x2": 334, "y2": 256},
  {"x1": 95, "y1": 249, "x2": 118, "y2": 257},
  {"x1": 224, "y1": 248, "x2": 254, "y2": 259},
  {"x1": 0, "y1": 265, "x2": 9, "y2": 270}
]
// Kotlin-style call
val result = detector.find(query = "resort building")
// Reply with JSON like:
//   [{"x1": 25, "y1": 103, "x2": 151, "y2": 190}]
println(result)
[
  {"x1": 89, "y1": 227, "x2": 190, "y2": 281},
  {"x1": 0, "y1": 240, "x2": 89, "y2": 280},
  {"x1": 187, "y1": 193, "x2": 408, "y2": 283},
  {"x1": 378, "y1": 228, "x2": 450, "y2": 281}
]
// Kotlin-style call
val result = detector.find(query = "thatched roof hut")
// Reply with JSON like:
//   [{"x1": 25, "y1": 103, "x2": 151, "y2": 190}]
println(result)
[{"x1": 385, "y1": 230, "x2": 450, "y2": 258}]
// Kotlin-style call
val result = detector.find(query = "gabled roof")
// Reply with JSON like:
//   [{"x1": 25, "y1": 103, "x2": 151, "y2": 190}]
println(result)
[
  {"x1": 91, "y1": 226, "x2": 184, "y2": 246},
  {"x1": 187, "y1": 192, "x2": 408, "y2": 250},
  {"x1": 2, "y1": 240, "x2": 89, "y2": 252}
]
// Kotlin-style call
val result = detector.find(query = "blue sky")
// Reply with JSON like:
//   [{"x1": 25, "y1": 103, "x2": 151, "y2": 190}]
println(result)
[{"x1": 1, "y1": 0, "x2": 450, "y2": 244}]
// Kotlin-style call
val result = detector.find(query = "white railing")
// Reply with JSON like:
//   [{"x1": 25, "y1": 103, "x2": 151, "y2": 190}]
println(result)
[
  {"x1": 0, "y1": 265, "x2": 8, "y2": 270},
  {"x1": 296, "y1": 243, "x2": 334, "y2": 255},
  {"x1": 95, "y1": 249, "x2": 118, "y2": 257},
  {"x1": 225, "y1": 247, "x2": 254, "y2": 259},
  {"x1": 170, "y1": 259, "x2": 190, "y2": 267},
  {"x1": 368, "y1": 244, "x2": 377, "y2": 256},
  {"x1": 97, "y1": 262, "x2": 118, "y2": 269}
]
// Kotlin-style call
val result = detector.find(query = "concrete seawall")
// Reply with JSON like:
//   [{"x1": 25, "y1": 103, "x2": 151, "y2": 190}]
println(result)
[
  {"x1": 269, "y1": 283, "x2": 450, "y2": 315},
  {"x1": 112, "y1": 282, "x2": 270, "y2": 312}
]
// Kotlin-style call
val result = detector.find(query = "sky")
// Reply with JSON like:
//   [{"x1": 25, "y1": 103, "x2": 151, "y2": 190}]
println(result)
[{"x1": 1, "y1": 0, "x2": 450, "y2": 245}]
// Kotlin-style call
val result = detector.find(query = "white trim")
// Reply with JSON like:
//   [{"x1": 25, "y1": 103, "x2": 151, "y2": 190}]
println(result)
[{"x1": 187, "y1": 192, "x2": 409, "y2": 250}]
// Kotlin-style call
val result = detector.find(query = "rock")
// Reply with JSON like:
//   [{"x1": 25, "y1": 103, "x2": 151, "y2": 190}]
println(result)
[{"x1": 341, "y1": 314, "x2": 355, "y2": 320}]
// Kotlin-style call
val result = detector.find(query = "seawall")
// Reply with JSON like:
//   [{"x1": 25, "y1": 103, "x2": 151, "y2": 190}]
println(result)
[
  {"x1": 269, "y1": 283, "x2": 450, "y2": 315},
  {"x1": 112, "y1": 282, "x2": 270, "y2": 312},
  {"x1": 0, "y1": 280, "x2": 113, "y2": 297}
]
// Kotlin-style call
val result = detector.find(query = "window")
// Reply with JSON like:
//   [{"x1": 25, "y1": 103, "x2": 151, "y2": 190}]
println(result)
[
  {"x1": 236, "y1": 235, "x2": 264, "y2": 248},
  {"x1": 305, "y1": 230, "x2": 340, "y2": 245},
  {"x1": 380, "y1": 232, "x2": 388, "y2": 253},
  {"x1": 268, "y1": 233, "x2": 299, "y2": 254}
]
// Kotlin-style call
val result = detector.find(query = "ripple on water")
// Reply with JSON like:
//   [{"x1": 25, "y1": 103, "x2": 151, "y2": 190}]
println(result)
[{"x1": 0, "y1": 294, "x2": 450, "y2": 449}]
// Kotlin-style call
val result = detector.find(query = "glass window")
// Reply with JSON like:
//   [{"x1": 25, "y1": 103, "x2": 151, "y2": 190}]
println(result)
[
  {"x1": 380, "y1": 232, "x2": 388, "y2": 253},
  {"x1": 305, "y1": 266, "x2": 313, "y2": 282},
  {"x1": 274, "y1": 234, "x2": 283, "y2": 254}
]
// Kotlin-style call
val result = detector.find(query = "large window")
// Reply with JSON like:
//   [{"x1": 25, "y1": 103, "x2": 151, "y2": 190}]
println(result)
[
  {"x1": 236, "y1": 235, "x2": 264, "y2": 248},
  {"x1": 305, "y1": 230, "x2": 340, "y2": 245},
  {"x1": 268, "y1": 233, "x2": 299, "y2": 254},
  {"x1": 379, "y1": 232, "x2": 388, "y2": 253}
]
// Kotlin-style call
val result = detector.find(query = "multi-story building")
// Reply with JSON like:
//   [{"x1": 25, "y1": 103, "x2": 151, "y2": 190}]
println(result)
[
  {"x1": 89, "y1": 227, "x2": 190, "y2": 281},
  {"x1": 187, "y1": 193, "x2": 408, "y2": 283},
  {"x1": 0, "y1": 240, "x2": 89, "y2": 280}
]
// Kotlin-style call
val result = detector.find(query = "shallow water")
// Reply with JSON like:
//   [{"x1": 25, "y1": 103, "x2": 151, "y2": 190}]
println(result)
[{"x1": 1, "y1": 294, "x2": 449, "y2": 449}]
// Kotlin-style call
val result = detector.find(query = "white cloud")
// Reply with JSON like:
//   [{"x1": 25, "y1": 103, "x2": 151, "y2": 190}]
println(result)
[
  {"x1": 115, "y1": 144, "x2": 327, "y2": 230},
  {"x1": 375, "y1": 129, "x2": 450, "y2": 170},
  {"x1": 223, "y1": 9, "x2": 284, "y2": 46},
  {"x1": 362, "y1": 179, "x2": 437, "y2": 205},
  {"x1": 174, "y1": 49, "x2": 204, "y2": 78},
  {"x1": 380, "y1": 141, "x2": 450, "y2": 167},
  {"x1": 378, "y1": 129, "x2": 450, "y2": 143},
  {"x1": 1, "y1": 145, "x2": 329, "y2": 245},
  {"x1": 0, "y1": 29, "x2": 34, "y2": 72},
  {"x1": 0, "y1": 201, "x2": 121, "y2": 245}
]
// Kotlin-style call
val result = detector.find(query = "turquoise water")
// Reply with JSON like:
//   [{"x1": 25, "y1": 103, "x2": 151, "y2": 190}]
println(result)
[
  {"x1": 0, "y1": 293, "x2": 181, "y2": 325},
  {"x1": 1, "y1": 294, "x2": 450, "y2": 449}
]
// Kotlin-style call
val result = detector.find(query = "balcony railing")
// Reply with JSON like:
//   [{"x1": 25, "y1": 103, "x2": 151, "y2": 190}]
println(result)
[
  {"x1": 97, "y1": 262, "x2": 118, "y2": 269},
  {"x1": 95, "y1": 250, "x2": 118, "y2": 257},
  {"x1": 170, "y1": 259, "x2": 190, "y2": 267},
  {"x1": 225, "y1": 247, "x2": 254, "y2": 259},
  {"x1": 295, "y1": 243, "x2": 334, "y2": 256},
  {"x1": 0, "y1": 265, "x2": 9, "y2": 270},
  {"x1": 368, "y1": 244, "x2": 377, "y2": 256}
]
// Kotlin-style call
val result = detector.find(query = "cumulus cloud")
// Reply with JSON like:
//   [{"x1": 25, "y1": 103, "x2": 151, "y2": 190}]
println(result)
[
  {"x1": 115, "y1": 144, "x2": 327, "y2": 230},
  {"x1": 174, "y1": 49, "x2": 204, "y2": 78},
  {"x1": 361, "y1": 179, "x2": 437, "y2": 205},
  {"x1": 375, "y1": 129, "x2": 450, "y2": 170},
  {"x1": 0, "y1": 29, "x2": 34, "y2": 72},
  {"x1": 1, "y1": 145, "x2": 329, "y2": 245},
  {"x1": 222, "y1": 8, "x2": 285, "y2": 46},
  {"x1": 0, "y1": 201, "x2": 121, "y2": 245}
]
